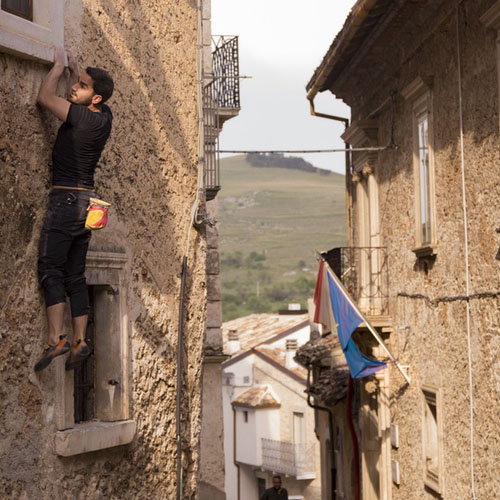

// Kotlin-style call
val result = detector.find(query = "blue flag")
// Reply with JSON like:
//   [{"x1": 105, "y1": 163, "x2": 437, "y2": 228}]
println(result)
[{"x1": 326, "y1": 270, "x2": 386, "y2": 378}]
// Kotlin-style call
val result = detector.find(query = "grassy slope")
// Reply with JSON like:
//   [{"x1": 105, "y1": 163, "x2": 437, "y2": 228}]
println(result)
[{"x1": 218, "y1": 155, "x2": 347, "y2": 320}]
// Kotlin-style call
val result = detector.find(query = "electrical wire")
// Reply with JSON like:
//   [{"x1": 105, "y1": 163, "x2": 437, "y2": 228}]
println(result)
[
  {"x1": 219, "y1": 147, "x2": 390, "y2": 154},
  {"x1": 456, "y1": 6, "x2": 477, "y2": 498}
]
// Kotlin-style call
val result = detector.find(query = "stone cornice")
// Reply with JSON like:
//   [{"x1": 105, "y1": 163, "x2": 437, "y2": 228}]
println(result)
[
  {"x1": 401, "y1": 76, "x2": 433, "y2": 101},
  {"x1": 341, "y1": 120, "x2": 378, "y2": 147}
]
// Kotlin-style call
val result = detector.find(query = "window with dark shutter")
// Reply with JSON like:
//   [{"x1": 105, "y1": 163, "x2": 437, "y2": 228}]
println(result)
[{"x1": 1, "y1": 0, "x2": 32, "y2": 21}]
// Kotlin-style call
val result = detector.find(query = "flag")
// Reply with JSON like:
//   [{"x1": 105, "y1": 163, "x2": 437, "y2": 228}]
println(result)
[{"x1": 314, "y1": 260, "x2": 386, "y2": 378}]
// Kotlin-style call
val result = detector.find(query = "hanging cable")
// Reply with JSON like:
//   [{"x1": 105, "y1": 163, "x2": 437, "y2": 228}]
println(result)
[
  {"x1": 456, "y1": 5, "x2": 477, "y2": 499},
  {"x1": 219, "y1": 146, "x2": 391, "y2": 154}
]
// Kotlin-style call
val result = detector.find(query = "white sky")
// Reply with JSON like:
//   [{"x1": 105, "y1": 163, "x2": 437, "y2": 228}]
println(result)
[{"x1": 212, "y1": 0, "x2": 356, "y2": 174}]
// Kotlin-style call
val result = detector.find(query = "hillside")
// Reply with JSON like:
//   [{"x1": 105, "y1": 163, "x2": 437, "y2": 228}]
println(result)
[{"x1": 218, "y1": 155, "x2": 347, "y2": 321}]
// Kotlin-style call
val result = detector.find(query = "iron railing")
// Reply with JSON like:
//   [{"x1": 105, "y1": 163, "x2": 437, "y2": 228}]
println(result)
[
  {"x1": 212, "y1": 36, "x2": 240, "y2": 109},
  {"x1": 261, "y1": 439, "x2": 315, "y2": 478},
  {"x1": 322, "y1": 247, "x2": 389, "y2": 315},
  {"x1": 203, "y1": 36, "x2": 240, "y2": 201},
  {"x1": 203, "y1": 81, "x2": 220, "y2": 201}
]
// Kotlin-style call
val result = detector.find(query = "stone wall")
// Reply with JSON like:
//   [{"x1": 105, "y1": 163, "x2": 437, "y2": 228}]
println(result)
[
  {"x1": 339, "y1": 1, "x2": 500, "y2": 498},
  {"x1": 0, "y1": 0, "x2": 207, "y2": 498}
]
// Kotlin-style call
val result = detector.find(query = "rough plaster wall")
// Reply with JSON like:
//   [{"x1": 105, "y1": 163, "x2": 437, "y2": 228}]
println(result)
[
  {"x1": 342, "y1": 1, "x2": 500, "y2": 498},
  {"x1": 0, "y1": 0, "x2": 206, "y2": 498}
]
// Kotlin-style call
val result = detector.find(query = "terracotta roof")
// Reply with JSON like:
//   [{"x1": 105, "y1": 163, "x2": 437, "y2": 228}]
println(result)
[
  {"x1": 308, "y1": 368, "x2": 350, "y2": 406},
  {"x1": 254, "y1": 346, "x2": 307, "y2": 380},
  {"x1": 222, "y1": 313, "x2": 309, "y2": 355},
  {"x1": 295, "y1": 334, "x2": 347, "y2": 369},
  {"x1": 231, "y1": 385, "x2": 281, "y2": 409}
]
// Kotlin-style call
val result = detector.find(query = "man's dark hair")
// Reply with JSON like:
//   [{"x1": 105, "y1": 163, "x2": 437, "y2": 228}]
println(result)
[
  {"x1": 86, "y1": 67, "x2": 114, "y2": 103},
  {"x1": 272, "y1": 475, "x2": 281, "y2": 481}
]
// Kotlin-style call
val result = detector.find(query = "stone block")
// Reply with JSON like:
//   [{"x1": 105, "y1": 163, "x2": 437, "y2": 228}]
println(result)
[
  {"x1": 206, "y1": 300, "x2": 222, "y2": 329},
  {"x1": 206, "y1": 275, "x2": 221, "y2": 301},
  {"x1": 206, "y1": 249, "x2": 220, "y2": 275},
  {"x1": 206, "y1": 224, "x2": 219, "y2": 249},
  {"x1": 204, "y1": 327, "x2": 223, "y2": 350}
]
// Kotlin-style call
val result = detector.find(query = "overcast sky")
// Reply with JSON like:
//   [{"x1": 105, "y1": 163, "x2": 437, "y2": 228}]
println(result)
[{"x1": 211, "y1": 0, "x2": 356, "y2": 174}]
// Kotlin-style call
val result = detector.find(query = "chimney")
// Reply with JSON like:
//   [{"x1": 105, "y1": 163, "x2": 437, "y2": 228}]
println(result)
[
  {"x1": 285, "y1": 338, "x2": 298, "y2": 370},
  {"x1": 226, "y1": 329, "x2": 241, "y2": 355}
]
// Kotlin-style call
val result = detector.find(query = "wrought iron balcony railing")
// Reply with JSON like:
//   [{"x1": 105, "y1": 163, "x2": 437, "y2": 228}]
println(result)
[
  {"x1": 203, "y1": 36, "x2": 240, "y2": 201},
  {"x1": 322, "y1": 247, "x2": 389, "y2": 316},
  {"x1": 261, "y1": 439, "x2": 316, "y2": 479},
  {"x1": 212, "y1": 35, "x2": 240, "y2": 109},
  {"x1": 203, "y1": 81, "x2": 220, "y2": 201}
]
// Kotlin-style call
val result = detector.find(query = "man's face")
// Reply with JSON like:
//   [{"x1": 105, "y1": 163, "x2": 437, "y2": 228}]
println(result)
[
  {"x1": 273, "y1": 477, "x2": 281, "y2": 490},
  {"x1": 69, "y1": 72, "x2": 98, "y2": 106}
]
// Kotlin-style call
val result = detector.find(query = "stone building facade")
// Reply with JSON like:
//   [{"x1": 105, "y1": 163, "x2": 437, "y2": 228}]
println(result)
[
  {"x1": 0, "y1": 0, "x2": 233, "y2": 498},
  {"x1": 306, "y1": 0, "x2": 500, "y2": 498}
]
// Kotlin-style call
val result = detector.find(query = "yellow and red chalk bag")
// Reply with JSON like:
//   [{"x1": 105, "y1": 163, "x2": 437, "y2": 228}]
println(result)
[{"x1": 85, "y1": 198, "x2": 111, "y2": 230}]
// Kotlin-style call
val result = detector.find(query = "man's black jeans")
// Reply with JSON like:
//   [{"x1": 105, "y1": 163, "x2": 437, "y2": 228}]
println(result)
[{"x1": 38, "y1": 189, "x2": 94, "y2": 318}]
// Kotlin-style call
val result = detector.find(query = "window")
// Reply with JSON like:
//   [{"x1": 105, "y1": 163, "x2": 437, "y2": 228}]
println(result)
[
  {"x1": 54, "y1": 251, "x2": 135, "y2": 456},
  {"x1": 257, "y1": 477, "x2": 266, "y2": 497},
  {"x1": 422, "y1": 385, "x2": 444, "y2": 494},
  {"x1": 73, "y1": 286, "x2": 96, "y2": 423},
  {"x1": 293, "y1": 411, "x2": 305, "y2": 443},
  {"x1": 243, "y1": 375, "x2": 250, "y2": 384},
  {"x1": 243, "y1": 410, "x2": 248, "y2": 423},
  {"x1": 416, "y1": 105, "x2": 432, "y2": 246},
  {"x1": 1, "y1": 0, "x2": 32, "y2": 20},
  {"x1": 0, "y1": 0, "x2": 64, "y2": 63},
  {"x1": 402, "y1": 76, "x2": 436, "y2": 256}
]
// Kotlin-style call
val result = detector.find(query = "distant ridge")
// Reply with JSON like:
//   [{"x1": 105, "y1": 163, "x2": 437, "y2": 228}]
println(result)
[{"x1": 246, "y1": 153, "x2": 332, "y2": 175}]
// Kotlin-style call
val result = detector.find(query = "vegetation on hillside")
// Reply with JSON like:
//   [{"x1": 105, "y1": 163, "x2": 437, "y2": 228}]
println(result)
[
  {"x1": 221, "y1": 250, "x2": 317, "y2": 319},
  {"x1": 246, "y1": 153, "x2": 332, "y2": 175},
  {"x1": 218, "y1": 155, "x2": 346, "y2": 321}
]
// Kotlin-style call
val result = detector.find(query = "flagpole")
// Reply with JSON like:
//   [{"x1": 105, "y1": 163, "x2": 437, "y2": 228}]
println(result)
[{"x1": 318, "y1": 253, "x2": 411, "y2": 385}]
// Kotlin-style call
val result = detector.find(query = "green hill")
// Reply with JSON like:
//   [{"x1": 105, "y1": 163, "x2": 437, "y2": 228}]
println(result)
[{"x1": 218, "y1": 155, "x2": 347, "y2": 321}]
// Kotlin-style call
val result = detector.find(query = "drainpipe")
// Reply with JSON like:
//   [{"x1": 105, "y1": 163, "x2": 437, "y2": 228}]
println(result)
[
  {"x1": 232, "y1": 406, "x2": 241, "y2": 500},
  {"x1": 306, "y1": 366, "x2": 335, "y2": 500},
  {"x1": 308, "y1": 97, "x2": 353, "y2": 247}
]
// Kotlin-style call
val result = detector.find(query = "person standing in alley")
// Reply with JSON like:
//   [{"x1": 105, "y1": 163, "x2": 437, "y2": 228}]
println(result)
[
  {"x1": 34, "y1": 45, "x2": 114, "y2": 372},
  {"x1": 260, "y1": 475, "x2": 288, "y2": 500}
]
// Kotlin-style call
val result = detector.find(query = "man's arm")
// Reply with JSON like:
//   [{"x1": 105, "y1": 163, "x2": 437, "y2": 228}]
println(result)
[
  {"x1": 66, "y1": 49, "x2": 79, "y2": 99},
  {"x1": 37, "y1": 46, "x2": 71, "y2": 122}
]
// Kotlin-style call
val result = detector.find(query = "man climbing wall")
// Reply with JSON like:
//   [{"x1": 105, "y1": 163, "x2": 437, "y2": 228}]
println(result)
[{"x1": 35, "y1": 46, "x2": 114, "y2": 372}]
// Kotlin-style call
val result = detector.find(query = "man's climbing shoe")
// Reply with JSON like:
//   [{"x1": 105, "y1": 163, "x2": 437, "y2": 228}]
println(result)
[
  {"x1": 65, "y1": 340, "x2": 91, "y2": 371},
  {"x1": 34, "y1": 335, "x2": 71, "y2": 372}
]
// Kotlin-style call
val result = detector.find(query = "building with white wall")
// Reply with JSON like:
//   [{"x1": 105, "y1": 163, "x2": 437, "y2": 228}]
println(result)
[{"x1": 222, "y1": 312, "x2": 322, "y2": 500}]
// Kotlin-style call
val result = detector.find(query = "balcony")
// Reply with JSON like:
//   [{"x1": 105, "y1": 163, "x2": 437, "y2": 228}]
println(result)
[
  {"x1": 261, "y1": 439, "x2": 316, "y2": 480},
  {"x1": 203, "y1": 35, "x2": 240, "y2": 201},
  {"x1": 212, "y1": 35, "x2": 241, "y2": 118},
  {"x1": 321, "y1": 247, "x2": 389, "y2": 319}
]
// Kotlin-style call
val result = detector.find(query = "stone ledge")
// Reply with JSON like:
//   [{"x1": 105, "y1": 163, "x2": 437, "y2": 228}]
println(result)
[{"x1": 55, "y1": 420, "x2": 136, "y2": 457}]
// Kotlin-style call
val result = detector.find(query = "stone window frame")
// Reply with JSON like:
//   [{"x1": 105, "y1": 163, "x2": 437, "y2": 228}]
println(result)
[
  {"x1": 402, "y1": 76, "x2": 437, "y2": 258},
  {"x1": 421, "y1": 384, "x2": 444, "y2": 495},
  {"x1": 0, "y1": 0, "x2": 63, "y2": 64},
  {"x1": 54, "y1": 251, "x2": 136, "y2": 457}
]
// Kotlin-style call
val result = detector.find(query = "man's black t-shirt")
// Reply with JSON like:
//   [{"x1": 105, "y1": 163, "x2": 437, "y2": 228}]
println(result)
[
  {"x1": 260, "y1": 487, "x2": 288, "y2": 500},
  {"x1": 52, "y1": 103, "x2": 112, "y2": 189}
]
